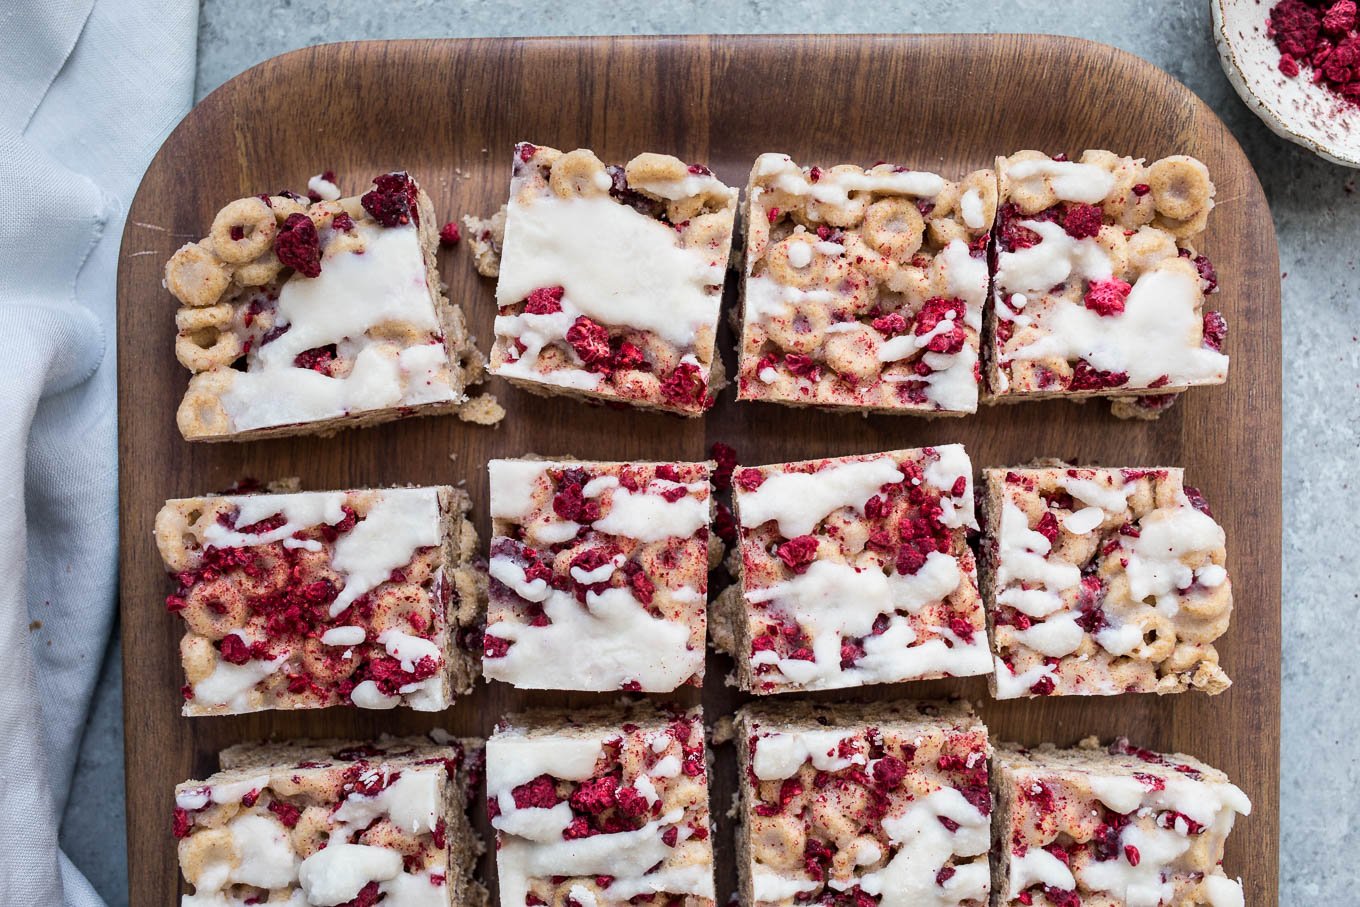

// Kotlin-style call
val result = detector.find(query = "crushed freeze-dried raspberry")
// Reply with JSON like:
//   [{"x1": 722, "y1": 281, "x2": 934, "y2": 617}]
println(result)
[
  {"x1": 710, "y1": 442, "x2": 737, "y2": 490},
  {"x1": 523, "y1": 285, "x2": 564, "y2": 315},
  {"x1": 659, "y1": 362, "x2": 710, "y2": 409},
  {"x1": 714, "y1": 502, "x2": 737, "y2": 543},
  {"x1": 1035, "y1": 511, "x2": 1060, "y2": 546},
  {"x1": 935, "y1": 866, "x2": 956, "y2": 886},
  {"x1": 1184, "y1": 485, "x2": 1214, "y2": 517},
  {"x1": 914, "y1": 297, "x2": 967, "y2": 354},
  {"x1": 512, "y1": 774, "x2": 559, "y2": 810},
  {"x1": 612, "y1": 341, "x2": 645, "y2": 371},
  {"x1": 1084, "y1": 278, "x2": 1131, "y2": 316},
  {"x1": 172, "y1": 807, "x2": 191, "y2": 838},
  {"x1": 565, "y1": 316, "x2": 611, "y2": 367},
  {"x1": 1202, "y1": 311, "x2": 1228, "y2": 351},
  {"x1": 1062, "y1": 203, "x2": 1103, "y2": 239},
  {"x1": 274, "y1": 213, "x2": 322, "y2": 278},
  {"x1": 569, "y1": 775, "x2": 617, "y2": 814},
  {"x1": 267, "y1": 799, "x2": 301, "y2": 828},
  {"x1": 293, "y1": 344, "x2": 337, "y2": 375},
  {"x1": 331, "y1": 212, "x2": 354, "y2": 232},
  {"x1": 1327, "y1": 0, "x2": 1358, "y2": 33},
  {"x1": 337, "y1": 881, "x2": 383, "y2": 907},
  {"x1": 871, "y1": 755, "x2": 908, "y2": 788},
  {"x1": 871, "y1": 312, "x2": 909, "y2": 336},
  {"x1": 361, "y1": 171, "x2": 420, "y2": 227},
  {"x1": 438, "y1": 221, "x2": 461, "y2": 246},
  {"x1": 776, "y1": 535, "x2": 819, "y2": 573},
  {"x1": 735, "y1": 468, "x2": 765, "y2": 492},
  {"x1": 517, "y1": 142, "x2": 538, "y2": 163},
  {"x1": 783, "y1": 353, "x2": 821, "y2": 380},
  {"x1": 997, "y1": 203, "x2": 1042, "y2": 252},
  {"x1": 1030, "y1": 675, "x2": 1056, "y2": 696},
  {"x1": 1069, "y1": 359, "x2": 1129, "y2": 391}
]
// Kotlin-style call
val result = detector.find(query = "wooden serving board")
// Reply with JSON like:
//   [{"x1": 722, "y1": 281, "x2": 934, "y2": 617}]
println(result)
[{"x1": 116, "y1": 34, "x2": 1281, "y2": 904}]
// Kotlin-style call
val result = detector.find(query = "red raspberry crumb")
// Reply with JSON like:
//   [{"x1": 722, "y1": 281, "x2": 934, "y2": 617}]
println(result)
[
  {"x1": 267, "y1": 799, "x2": 301, "y2": 828},
  {"x1": 710, "y1": 442, "x2": 737, "y2": 490},
  {"x1": 218, "y1": 634, "x2": 253, "y2": 665},
  {"x1": 562, "y1": 816, "x2": 595, "y2": 840},
  {"x1": 569, "y1": 775, "x2": 617, "y2": 815},
  {"x1": 1035, "y1": 511, "x2": 1060, "y2": 546},
  {"x1": 331, "y1": 212, "x2": 355, "y2": 232},
  {"x1": 511, "y1": 774, "x2": 559, "y2": 810},
  {"x1": 1083, "y1": 278, "x2": 1131, "y2": 316},
  {"x1": 172, "y1": 807, "x2": 191, "y2": 838},
  {"x1": 735, "y1": 468, "x2": 765, "y2": 492},
  {"x1": 871, "y1": 312, "x2": 909, "y2": 336},
  {"x1": 783, "y1": 354, "x2": 821, "y2": 380},
  {"x1": 565, "y1": 316, "x2": 611, "y2": 366},
  {"x1": 274, "y1": 213, "x2": 322, "y2": 278},
  {"x1": 1183, "y1": 485, "x2": 1214, "y2": 517},
  {"x1": 612, "y1": 341, "x2": 645, "y2": 371},
  {"x1": 438, "y1": 221, "x2": 461, "y2": 246},
  {"x1": 659, "y1": 362, "x2": 710, "y2": 409},
  {"x1": 1326, "y1": 0, "x2": 1357, "y2": 34},
  {"x1": 776, "y1": 535, "x2": 819, "y2": 574},
  {"x1": 1132, "y1": 183, "x2": 1151, "y2": 197},
  {"x1": 361, "y1": 171, "x2": 420, "y2": 227},
  {"x1": 483, "y1": 633, "x2": 510, "y2": 658},
  {"x1": 714, "y1": 502, "x2": 737, "y2": 543},
  {"x1": 1124, "y1": 844, "x2": 1141, "y2": 866},
  {"x1": 935, "y1": 866, "x2": 956, "y2": 886},
  {"x1": 523, "y1": 286, "x2": 564, "y2": 315},
  {"x1": 1030, "y1": 675, "x2": 1056, "y2": 696},
  {"x1": 1280, "y1": 53, "x2": 1302, "y2": 76},
  {"x1": 1062, "y1": 203, "x2": 1104, "y2": 239},
  {"x1": 661, "y1": 826, "x2": 679, "y2": 847},
  {"x1": 1202, "y1": 311, "x2": 1228, "y2": 351},
  {"x1": 872, "y1": 755, "x2": 909, "y2": 788},
  {"x1": 913, "y1": 297, "x2": 967, "y2": 354},
  {"x1": 1069, "y1": 359, "x2": 1129, "y2": 391},
  {"x1": 615, "y1": 785, "x2": 650, "y2": 818},
  {"x1": 293, "y1": 345, "x2": 337, "y2": 375},
  {"x1": 517, "y1": 142, "x2": 539, "y2": 162}
]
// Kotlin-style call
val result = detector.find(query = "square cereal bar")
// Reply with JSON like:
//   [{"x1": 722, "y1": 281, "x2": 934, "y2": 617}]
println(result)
[
  {"x1": 980, "y1": 466, "x2": 1232, "y2": 699},
  {"x1": 738, "y1": 153, "x2": 995, "y2": 414},
  {"x1": 717, "y1": 445, "x2": 988, "y2": 694},
  {"x1": 174, "y1": 735, "x2": 485, "y2": 906},
  {"x1": 734, "y1": 700, "x2": 991, "y2": 905},
  {"x1": 483, "y1": 458, "x2": 711, "y2": 691},
  {"x1": 490, "y1": 143, "x2": 737, "y2": 415},
  {"x1": 986, "y1": 151, "x2": 1228, "y2": 415},
  {"x1": 163, "y1": 171, "x2": 484, "y2": 441},
  {"x1": 155, "y1": 485, "x2": 481, "y2": 714},
  {"x1": 486, "y1": 703, "x2": 715, "y2": 906},
  {"x1": 992, "y1": 737, "x2": 1250, "y2": 907}
]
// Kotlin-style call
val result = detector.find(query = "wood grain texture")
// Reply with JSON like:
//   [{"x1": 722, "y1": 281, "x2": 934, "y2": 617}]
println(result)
[{"x1": 116, "y1": 34, "x2": 1281, "y2": 904}]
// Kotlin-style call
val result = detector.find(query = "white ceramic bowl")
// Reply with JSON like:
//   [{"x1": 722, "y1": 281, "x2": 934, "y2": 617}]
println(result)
[{"x1": 1213, "y1": 0, "x2": 1360, "y2": 166}]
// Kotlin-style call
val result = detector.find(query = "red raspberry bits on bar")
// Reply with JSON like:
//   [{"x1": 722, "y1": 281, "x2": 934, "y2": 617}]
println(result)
[
  {"x1": 714, "y1": 445, "x2": 988, "y2": 694},
  {"x1": 486, "y1": 703, "x2": 715, "y2": 906},
  {"x1": 993, "y1": 738, "x2": 1250, "y2": 906},
  {"x1": 154, "y1": 485, "x2": 482, "y2": 714},
  {"x1": 735, "y1": 700, "x2": 991, "y2": 905},
  {"x1": 980, "y1": 466, "x2": 1233, "y2": 699},
  {"x1": 738, "y1": 154, "x2": 996, "y2": 415},
  {"x1": 986, "y1": 151, "x2": 1228, "y2": 419},
  {"x1": 490, "y1": 143, "x2": 737, "y2": 415},
  {"x1": 484, "y1": 458, "x2": 711, "y2": 691},
  {"x1": 162, "y1": 171, "x2": 484, "y2": 441},
  {"x1": 174, "y1": 735, "x2": 484, "y2": 905}
]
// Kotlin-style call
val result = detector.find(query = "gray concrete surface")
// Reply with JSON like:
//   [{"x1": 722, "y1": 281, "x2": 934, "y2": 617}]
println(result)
[{"x1": 63, "y1": 0, "x2": 1359, "y2": 902}]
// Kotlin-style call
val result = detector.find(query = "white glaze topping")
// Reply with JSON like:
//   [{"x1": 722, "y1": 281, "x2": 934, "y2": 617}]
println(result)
[{"x1": 737, "y1": 456, "x2": 904, "y2": 537}]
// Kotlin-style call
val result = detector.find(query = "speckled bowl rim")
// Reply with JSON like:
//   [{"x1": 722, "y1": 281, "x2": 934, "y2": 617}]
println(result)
[{"x1": 1213, "y1": 0, "x2": 1360, "y2": 167}]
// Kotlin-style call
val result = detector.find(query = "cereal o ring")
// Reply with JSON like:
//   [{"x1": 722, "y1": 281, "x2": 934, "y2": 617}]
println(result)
[
  {"x1": 862, "y1": 199, "x2": 924, "y2": 262},
  {"x1": 823, "y1": 323, "x2": 881, "y2": 383},
  {"x1": 180, "y1": 578, "x2": 249, "y2": 640},
  {"x1": 300, "y1": 636, "x2": 362, "y2": 684},
  {"x1": 549, "y1": 149, "x2": 610, "y2": 198},
  {"x1": 764, "y1": 234, "x2": 824, "y2": 288},
  {"x1": 165, "y1": 242, "x2": 232, "y2": 307},
  {"x1": 177, "y1": 371, "x2": 235, "y2": 438},
  {"x1": 209, "y1": 197, "x2": 277, "y2": 264},
  {"x1": 764, "y1": 300, "x2": 830, "y2": 355},
  {"x1": 1148, "y1": 155, "x2": 1213, "y2": 222}
]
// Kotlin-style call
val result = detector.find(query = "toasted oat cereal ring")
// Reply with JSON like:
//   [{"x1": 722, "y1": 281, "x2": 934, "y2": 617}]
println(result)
[
  {"x1": 1129, "y1": 613, "x2": 1177, "y2": 662},
  {"x1": 180, "y1": 635, "x2": 217, "y2": 684},
  {"x1": 1004, "y1": 150, "x2": 1059, "y2": 214},
  {"x1": 154, "y1": 499, "x2": 221, "y2": 571},
  {"x1": 549, "y1": 149, "x2": 611, "y2": 198},
  {"x1": 958, "y1": 169, "x2": 998, "y2": 231},
  {"x1": 369, "y1": 584, "x2": 435, "y2": 635},
  {"x1": 180, "y1": 579, "x2": 249, "y2": 640},
  {"x1": 814, "y1": 165, "x2": 872, "y2": 227},
  {"x1": 267, "y1": 195, "x2": 309, "y2": 223},
  {"x1": 299, "y1": 636, "x2": 362, "y2": 684},
  {"x1": 177, "y1": 828, "x2": 235, "y2": 885},
  {"x1": 927, "y1": 217, "x2": 967, "y2": 248},
  {"x1": 863, "y1": 198, "x2": 925, "y2": 262},
  {"x1": 177, "y1": 371, "x2": 235, "y2": 438},
  {"x1": 666, "y1": 195, "x2": 707, "y2": 224},
  {"x1": 682, "y1": 211, "x2": 731, "y2": 253},
  {"x1": 750, "y1": 812, "x2": 808, "y2": 871},
  {"x1": 823, "y1": 323, "x2": 881, "y2": 383},
  {"x1": 165, "y1": 242, "x2": 233, "y2": 307},
  {"x1": 625, "y1": 151, "x2": 687, "y2": 187},
  {"x1": 175, "y1": 311, "x2": 243, "y2": 372},
  {"x1": 764, "y1": 299, "x2": 831, "y2": 356},
  {"x1": 233, "y1": 249, "x2": 283, "y2": 287},
  {"x1": 1125, "y1": 225, "x2": 1179, "y2": 274},
  {"x1": 290, "y1": 806, "x2": 333, "y2": 858},
  {"x1": 1154, "y1": 206, "x2": 1211, "y2": 240},
  {"x1": 210, "y1": 197, "x2": 277, "y2": 264},
  {"x1": 1148, "y1": 155, "x2": 1214, "y2": 222},
  {"x1": 764, "y1": 234, "x2": 826, "y2": 289},
  {"x1": 1093, "y1": 225, "x2": 1130, "y2": 277}
]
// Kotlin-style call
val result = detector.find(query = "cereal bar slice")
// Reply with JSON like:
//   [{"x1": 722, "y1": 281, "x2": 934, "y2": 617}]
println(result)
[
  {"x1": 483, "y1": 458, "x2": 710, "y2": 691},
  {"x1": 155, "y1": 485, "x2": 482, "y2": 714},
  {"x1": 735, "y1": 700, "x2": 991, "y2": 906},
  {"x1": 486, "y1": 703, "x2": 715, "y2": 906},
  {"x1": 163, "y1": 171, "x2": 484, "y2": 441},
  {"x1": 720, "y1": 445, "x2": 988, "y2": 694},
  {"x1": 490, "y1": 143, "x2": 737, "y2": 415},
  {"x1": 992, "y1": 738, "x2": 1251, "y2": 907},
  {"x1": 738, "y1": 154, "x2": 995, "y2": 414},
  {"x1": 174, "y1": 735, "x2": 485, "y2": 906},
  {"x1": 980, "y1": 466, "x2": 1232, "y2": 699},
  {"x1": 986, "y1": 151, "x2": 1228, "y2": 415}
]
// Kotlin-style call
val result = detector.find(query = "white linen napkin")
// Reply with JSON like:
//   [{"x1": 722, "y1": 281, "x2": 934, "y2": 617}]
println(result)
[{"x1": 0, "y1": 1, "x2": 197, "y2": 902}]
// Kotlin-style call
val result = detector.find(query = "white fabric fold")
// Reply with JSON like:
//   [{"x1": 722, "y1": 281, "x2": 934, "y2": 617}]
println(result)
[{"x1": 0, "y1": 1, "x2": 197, "y2": 904}]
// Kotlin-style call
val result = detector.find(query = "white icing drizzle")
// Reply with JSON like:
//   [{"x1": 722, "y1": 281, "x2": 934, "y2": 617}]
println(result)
[
  {"x1": 1060, "y1": 473, "x2": 1132, "y2": 512},
  {"x1": 858, "y1": 787, "x2": 990, "y2": 906},
  {"x1": 992, "y1": 657, "x2": 1058, "y2": 699},
  {"x1": 488, "y1": 459, "x2": 552, "y2": 520},
  {"x1": 1006, "y1": 158, "x2": 1116, "y2": 204},
  {"x1": 753, "y1": 153, "x2": 947, "y2": 208},
  {"x1": 738, "y1": 456, "x2": 904, "y2": 537},
  {"x1": 495, "y1": 194, "x2": 724, "y2": 350},
  {"x1": 221, "y1": 224, "x2": 456, "y2": 431},
  {"x1": 629, "y1": 171, "x2": 734, "y2": 203},
  {"x1": 298, "y1": 842, "x2": 402, "y2": 904},
  {"x1": 995, "y1": 219, "x2": 1113, "y2": 296},
  {"x1": 192, "y1": 652, "x2": 288, "y2": 711},
  {"x1": 1202, "y1": 875, "x2": 1245, "y2": 907},
  {"x1": 1006, "y1": 266, "x2": 1230, "y2": 386},
  {"x1": 752, "y1": 865, "x2": 821, "y2": 901},
  {"x1": 591, "y1": 484, "x2": 708, "y2": 543},
  {"x1": 307, "y1": 173, "x2": 341, "y2": 201},
  {"x1": 751, "y1": 730, "x2": 864, "y2": 780},
  {"x1": 201, "y1": 491, "x2": 348, "y2": 549},
  {"x1": 484, "y1": 586, "x2": 702, "y2": 692},
  {"x1": 924, "y1": 445, "x2": 977, "y2": 530},
  {"x1": 960, "y1": 188, "x2": 987, "y2": 229},
  {"x1": 493, "y1": 294, "x2": 605, "y2": 391},
  {"x1": 1123, "y1": 501, "x2": 1227, "y2": 613},
  {"x1": 328, "y1": 488, "x2": 441, "y2": 617},
  {"x1": 1008, "y1": 845, "x2": 1076, "y2": 896},
  {"x1": 1063, "y1": 506, "x2": 1106, "y2": 534},
  {"x1": 320, "y1": 625, "x2": 366, "y2": 647}
]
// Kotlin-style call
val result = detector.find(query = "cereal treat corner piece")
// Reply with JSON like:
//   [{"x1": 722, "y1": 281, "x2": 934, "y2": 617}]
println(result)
[
  {"x1": 491, "y1": 143, "x2": 737, "y2": 415},
  {"x1": 175, "y1": 736, "x2": 485, "y2": 906},
  {"x1": 738, "y1": 153, "x2": 996, "y2": 414},
  {"x1": 156, "y1": 485, "x2": 482, "y2": 715},
  {"x1": 987, "y1": 151, "x2": 1228, "y2": 409},
  {"x1": 981, "y1": 467, "x2": 1232, "y2": 699},
  {"x1": 728, "y1": 445, "x2": 988, "y2": 694},
  {"x1": 993, "y1": 738, "x2": 1251, "y2": 907},
  {"x1": 164, "y1": 171, "x2": 485, "y2": 441},
  {"x1": 486, "y1": 703, "x2": 715, "y2": 906},
  {"x1": 735, "y1": 700, "x2": 991, "y2": 906},
  {"x1": 484, "y1": 458, "x2": 710, "y2": 691}
]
